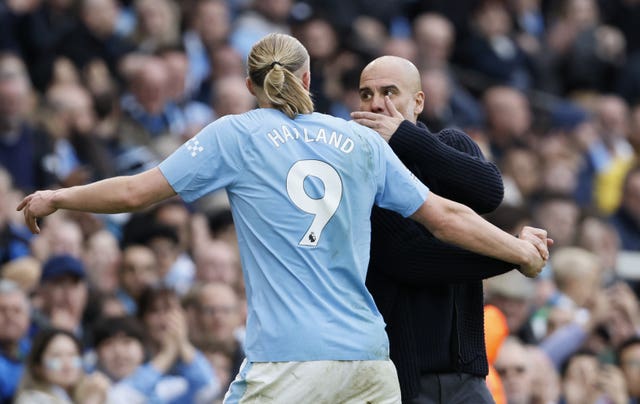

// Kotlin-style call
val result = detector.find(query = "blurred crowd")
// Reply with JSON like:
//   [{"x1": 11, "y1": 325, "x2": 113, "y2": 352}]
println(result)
[{"x1": 1, "y1": 0, "x2": 640, "y2": 403}]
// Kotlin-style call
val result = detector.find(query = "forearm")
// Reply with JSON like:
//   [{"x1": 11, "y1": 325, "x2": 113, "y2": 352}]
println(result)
[
  {"x1": 370, "y1": 208, "x2": 515, "y2": 284},
  {"x1": 412, "y1": 193, "x2": 534, "y2": 267},
  {"x1": 51, "y1": 176, "x2": 142, "y2": 213},
  {"x1": 51, "y1": 168, "x2": 175, "y2": 213}
]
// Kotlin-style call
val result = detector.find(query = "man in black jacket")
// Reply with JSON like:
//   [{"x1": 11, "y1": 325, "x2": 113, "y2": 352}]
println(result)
[{"x1": 352, "y1": 56, "x2": 546, "y2": 403}]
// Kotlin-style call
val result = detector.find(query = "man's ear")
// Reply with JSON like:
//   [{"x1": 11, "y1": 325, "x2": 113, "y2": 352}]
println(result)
[
  {"x1": 414, "y1": 91, "x2": 425, "y2": 116},
  {"x1": 246, "y1": 77, "x2": 255, "y2": 96},
  {"x1": 301, "y1": 70, "x2": 310, "y2": 91}
]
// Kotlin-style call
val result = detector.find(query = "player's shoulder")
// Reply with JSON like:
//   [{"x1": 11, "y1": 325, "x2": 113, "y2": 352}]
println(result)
[
  {"x1": 436, "y1": 127, "x2": 483, "y2": 156},
  {"x1": 200, "y1": 109, "x2": 267, "y2": 135}
]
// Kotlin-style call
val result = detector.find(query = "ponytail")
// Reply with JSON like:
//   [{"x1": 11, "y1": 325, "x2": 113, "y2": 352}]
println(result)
[{"x1": 248, "y1": 34, "x2": 314, "y2": 119}]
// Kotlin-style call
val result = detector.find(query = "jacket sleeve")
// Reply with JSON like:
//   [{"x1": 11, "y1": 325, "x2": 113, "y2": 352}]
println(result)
[
  {"x1": 369, "y1": 206, "x2": 516, "y2": 284},
  {"x1": 389, "y1": 122, "x2": 504, "y2": 214}
]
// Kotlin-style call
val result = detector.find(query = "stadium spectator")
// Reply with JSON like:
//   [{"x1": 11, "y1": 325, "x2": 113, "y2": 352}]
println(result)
[
  {"x1": 294, "y1": 16, "x2": 357, "y2": 114},
  {"x1": 603, "y1": 282, "x2": 640, "y2": 351},
  {"x1": 574, "y1": 94, "x2": 634, "y2": 213},
  {"x1": 1, "y1": 256, "x2": 41, "y2": 294},
  {"x1": 13, "y1": 328, "x2": 111, "y2": 404},
  {"x1": 413, "y1": 12, "x2": 455, "y2": 69},
  {"x1": 127, "y1": 221, "x2": 193, "y2": 296},
  {"x1": 494, "y1": 337, "x2": 535, "y2": 404},
  {"x1": 41, "y1": 82, "x2": 117, "y2": 186},
  {"x1": 499, "y1": 146, "x2": 542, "y2": 207},
  {"x1": 1, "y1": 0, "x2": 77, "y2": 92},
  {"x1": 576, "y1": 215, "x2": 621, "y2": 285},
  {"x1": 58, "y1": 0, "x2": 135, "y2": 80},
  {"x1": 230, "y1": 0, "x2": 293, "y2": 60},
  {"x1": 189, "y1": 282, "x2": 245, "y2": 396},
  {"x1": 32, "y1": 255, "x2": 90, "y2": 343},
  {"x1": 210, "y1": 75, "x2": 257, "y2": 118},
  {"x1": 149, "y1": 200, "x2": 192, "y2": 253},
  {"x1": 0, "y1": 280, "x2": 32, "y2": 403},
  {"x1": 527, "y1": 345, "x2": 561, "y2": 404},
  {"x1": 136, "y1": 286, "x2": 219, "y2": 403},
  {"x1": 610, "y1": 165, "x2": 640, "y2": 251},
  {"x1": 418, "y1": 67, "x2": 455, "y2": 131},
  {"x1": 461, "y1": 0, "x2": 535, "y2": 91},
  {"x1": 116, "y1": 244, "x2": 159, "y2": 315},
  {"x1": 182, "y1": 0, "x2": 232, "y2": 100},
  {"x1": 204, "y1": 209, "x2": 239, "y2": 258},
  {"x1": 118, "y1": 56, "x2": 185, "y2": 147},
  {"x1": 533, "y1": 247, "x2": 604, "y2": 367},
  {"x1": 412, "y1": 13, "x2": 483, "y2": 130},
  {"x1": 531, "y1": 192, "x2": 581, "y2": 249},
  {"x1": 549, "y1": 247, "x2": 601, "y2": 314},
  {"x1": 485, "y1": 271, "x2": 538, "y2": 343},
  {"x1": 207, "y1": 45, "x2": 245, "y2": 83},
  {"x1": 546, "y1": 0, "x2": 626, "y2": 95},
  {"x1": 380, "y1": 37, "x2": 418, "y2": 64},
  {"x1": 558, "y1": 350, "x2": 628, "y2": 404},
  {"x1": 617, "y1": 336, "x2": 640, "y2": 403},
  {"x1": 482, "y1": 85, "x2": 533, "y2": 162},
  {"x1": 82, "y1": 229, "x2": 121, "y2": 295},
  {"x1": 90, "y1": 315, "x2": 148, "y2": 403},
  {"x1": 193, "y1": 240, "x2": 241, "y2": 292},
  {"x1": 157, "y1": 46, "x2": 214, "y2": 141},
  {"x1": 130, "y1": 0, "x2": 181, "y2": 54},
  {"x1": 0, "y1": 53, "x2": 52, "y2": 192},
  {"x1": 30, "y1": 217, "x2": 84, "y2": 262},
  {"x1": 0, "y1": 168, "x2": 32, "y2": 265}
]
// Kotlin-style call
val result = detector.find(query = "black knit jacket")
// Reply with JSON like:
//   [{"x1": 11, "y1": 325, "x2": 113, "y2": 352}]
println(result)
[{"x1": 366, "y1": 121, "x2": 517, "y2": 401}]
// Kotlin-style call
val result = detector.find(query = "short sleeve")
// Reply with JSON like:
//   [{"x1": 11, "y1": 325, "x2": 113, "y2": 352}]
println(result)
[
  {"x1": 348, "y1": 121, "x2": 429, "y2": 217},
  {"x1": 159, "y1": 116, "x2": 245, "y2": 202},
  {"x1": 376, "y1": 141, "x2": 429, "y2": 217}
]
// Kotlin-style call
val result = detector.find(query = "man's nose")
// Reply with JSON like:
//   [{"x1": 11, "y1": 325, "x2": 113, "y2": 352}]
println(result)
[{"x1": 370, "y1": 94, "x2": 385, "y2": 113}]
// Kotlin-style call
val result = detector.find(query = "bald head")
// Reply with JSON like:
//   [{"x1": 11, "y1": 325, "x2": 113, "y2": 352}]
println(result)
[
  {"x1": 359, "y1": 56, "x2": 424, "y2": 122},
  {"x1": 363, "y1": 56, "x2": 422, "y2": 92}
]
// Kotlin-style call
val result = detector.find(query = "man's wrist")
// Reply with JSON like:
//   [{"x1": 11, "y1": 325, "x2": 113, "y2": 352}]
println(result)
[{"x1": 51, "y1": 189, "x2": 63, "y2": 209}]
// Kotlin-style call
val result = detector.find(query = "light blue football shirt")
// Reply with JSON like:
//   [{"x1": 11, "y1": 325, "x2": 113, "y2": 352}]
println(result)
[{"x1": 159, "y1": 108, "x2": 429, "y2": 362}]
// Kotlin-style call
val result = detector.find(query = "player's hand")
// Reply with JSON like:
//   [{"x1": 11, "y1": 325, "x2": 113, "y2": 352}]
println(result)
[
  {"x1": 351, "y1": 96, "x2": 405, "y2": 142},
  {"x1": 16, "y1": 190, "x2": 58, "y2": 234},
  {"x1": 518, "y1": 226, "x2": 553, "y2": 261},
  {"x1": 518, "y1": 240, "x2": 547, "y2": 278},
  {"x1": 517, "y1": 227, "x2": 553, "y2": 278}
]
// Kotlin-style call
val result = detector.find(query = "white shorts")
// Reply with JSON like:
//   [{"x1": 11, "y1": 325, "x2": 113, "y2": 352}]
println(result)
[{"x1": 223, "y1": 359, "x2": 401, "y2": 403}]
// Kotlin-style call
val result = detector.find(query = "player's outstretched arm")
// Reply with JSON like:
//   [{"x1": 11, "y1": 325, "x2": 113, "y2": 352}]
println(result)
[
  {"x1": 410, "y1": 192, "x2": 550, "y2": 277},
  {"x1": 17, "y1": 167, "x2": 176, "y2": 234}
]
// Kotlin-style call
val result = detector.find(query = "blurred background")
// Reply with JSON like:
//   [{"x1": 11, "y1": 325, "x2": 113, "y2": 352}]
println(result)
[{"x1": 2, "y1": 0, "x2": 640, "y2": 403}]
